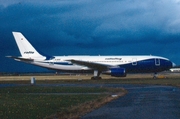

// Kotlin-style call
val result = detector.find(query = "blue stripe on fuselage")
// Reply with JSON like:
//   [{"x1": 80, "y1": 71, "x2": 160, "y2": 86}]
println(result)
[{"x1": 119, "y1": 58, "x2": 172, "y2": 73}]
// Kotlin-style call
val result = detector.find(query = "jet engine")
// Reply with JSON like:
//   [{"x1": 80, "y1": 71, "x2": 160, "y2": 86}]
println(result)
[{"x1": 104, "y1": 68, "x2": 126, "y2": 77}]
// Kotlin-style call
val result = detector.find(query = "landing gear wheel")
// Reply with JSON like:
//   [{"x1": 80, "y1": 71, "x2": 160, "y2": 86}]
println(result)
[
  {"x1": 153, "y1": 76, "x2": 157, "y2": 79},
  {"x1": 153, "y1": 73, "x2": 158, "y2": 79},
  {"x1": 91, "y1": 77, "x2": 102, "y2": 80},
  {"x1": 97, "y1": 77, "x2": 102, "y2": 80}
]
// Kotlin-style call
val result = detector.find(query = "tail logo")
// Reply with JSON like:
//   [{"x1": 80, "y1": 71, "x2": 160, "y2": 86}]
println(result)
[{"x1": 24, "y1": 51, "x2": 34, "y2": 54}]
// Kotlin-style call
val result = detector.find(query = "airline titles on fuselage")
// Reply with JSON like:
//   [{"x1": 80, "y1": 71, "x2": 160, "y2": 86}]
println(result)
[{"x1": 105, "y1": 58, "x2": 122, "y2": 60}]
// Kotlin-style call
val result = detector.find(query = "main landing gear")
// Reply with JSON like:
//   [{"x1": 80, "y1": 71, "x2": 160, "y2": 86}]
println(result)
[
  {"x1": 91, "y1": 70, "x2": 102, "y2": 80},
  {"x1": 91, "y1": 76, "x2": 102, "y2": 80}
]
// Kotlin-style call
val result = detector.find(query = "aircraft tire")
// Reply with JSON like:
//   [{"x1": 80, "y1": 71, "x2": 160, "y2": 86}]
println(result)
[{"x1": 91, "y1": 77, "x2": 102, "y2": 80}]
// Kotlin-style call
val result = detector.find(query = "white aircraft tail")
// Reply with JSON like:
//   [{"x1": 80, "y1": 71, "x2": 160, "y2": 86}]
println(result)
[{"x1": 12, "y1": 32, "x2": 45, "y2": 60}]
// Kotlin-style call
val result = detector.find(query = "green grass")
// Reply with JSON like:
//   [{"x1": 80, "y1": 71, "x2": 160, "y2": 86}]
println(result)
[
  {"x1": 0, "y1": 86, "x2": 107, "y2": 119},
  {"x1": 0, "y1": 86, "x2": 108, "y2": 93}
]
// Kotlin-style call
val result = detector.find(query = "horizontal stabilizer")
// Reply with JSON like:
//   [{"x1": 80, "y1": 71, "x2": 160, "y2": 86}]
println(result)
[{"x1": 6, "y1": 56, "x2": 34, "y2": 61}]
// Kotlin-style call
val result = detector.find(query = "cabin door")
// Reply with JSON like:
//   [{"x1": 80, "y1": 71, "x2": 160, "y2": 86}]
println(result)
[
  {"x1": 155, "y1": 58, "x2": 160, "y2": 66},
  {"x1": 132, "y1": 58, "x2": 137, "y2": 65}
]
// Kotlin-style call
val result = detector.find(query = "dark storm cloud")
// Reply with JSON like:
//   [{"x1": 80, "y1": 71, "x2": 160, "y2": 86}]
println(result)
[{"x1": 1, "y1": 0, "x2": 180, "y2": 72}]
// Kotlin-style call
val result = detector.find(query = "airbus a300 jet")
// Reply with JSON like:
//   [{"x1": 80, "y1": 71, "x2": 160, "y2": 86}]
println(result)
[{"x1": 7, "y1": 32, "x2": 175, "y2": 79}]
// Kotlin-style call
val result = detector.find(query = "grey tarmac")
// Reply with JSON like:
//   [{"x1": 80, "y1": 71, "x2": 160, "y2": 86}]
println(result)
[{"x1": 82, "y1": 84, "x2": 180, "y2": 119}]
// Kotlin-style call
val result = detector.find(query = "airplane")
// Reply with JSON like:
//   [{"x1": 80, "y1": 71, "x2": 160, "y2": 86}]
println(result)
[{"x1": 7, "y1": 32, "x2": 175, "y2": 79}]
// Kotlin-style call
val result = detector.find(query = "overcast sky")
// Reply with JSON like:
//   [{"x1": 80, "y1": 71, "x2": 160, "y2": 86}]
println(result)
[{"x1": 1, "y1": 0, "x2": 180, "y2": 72}]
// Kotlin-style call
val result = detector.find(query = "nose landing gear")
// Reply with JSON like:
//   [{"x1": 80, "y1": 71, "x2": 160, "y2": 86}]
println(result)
[{"x1": 153, "y1": 73, "x2": 158, "y2": 79}]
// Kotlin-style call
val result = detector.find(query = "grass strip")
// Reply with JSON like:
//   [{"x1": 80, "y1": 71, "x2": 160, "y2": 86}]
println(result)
[
  {"x1": 0, "y1": 86, "x2": 108, "y2": 93},
  {"x1": 0, "y1": 94, "x2": 102, "y2": 119}
]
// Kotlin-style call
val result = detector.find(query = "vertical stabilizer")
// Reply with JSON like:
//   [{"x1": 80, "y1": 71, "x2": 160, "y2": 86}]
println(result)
[{"x1": 12, "y1": 32, "x2": 45, "y2": 59}]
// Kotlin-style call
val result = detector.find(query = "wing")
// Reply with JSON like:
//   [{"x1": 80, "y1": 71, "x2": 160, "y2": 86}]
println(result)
[{"x1": 67, "y1": 59, "x2": 119, "y2": 71}]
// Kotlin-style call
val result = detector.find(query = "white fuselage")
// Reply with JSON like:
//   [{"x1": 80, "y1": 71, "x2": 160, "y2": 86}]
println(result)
[{"x1": 29, "y1": 55, "x2": 173, "y2": 73}]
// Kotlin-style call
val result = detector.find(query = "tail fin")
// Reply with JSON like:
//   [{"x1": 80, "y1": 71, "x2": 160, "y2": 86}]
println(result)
[{"x1": 12, "y1": 32, "x2": 45, "y2": 59}]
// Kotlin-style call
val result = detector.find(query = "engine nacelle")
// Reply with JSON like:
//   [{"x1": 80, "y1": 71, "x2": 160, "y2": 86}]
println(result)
[{"x1": 108, "y1": 68, "x2": 126, "y2": 77}]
